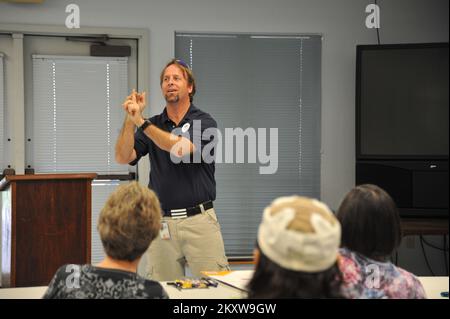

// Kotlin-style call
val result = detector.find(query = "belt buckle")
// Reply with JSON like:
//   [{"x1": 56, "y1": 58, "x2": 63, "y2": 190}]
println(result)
[{"x1": 170, "y1": 208, "x2": 188, "y2": 219}]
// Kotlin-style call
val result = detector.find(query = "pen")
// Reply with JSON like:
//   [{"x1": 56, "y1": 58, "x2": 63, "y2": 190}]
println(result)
[{"x1": 167, "y1": 281, "x2": 182, "y2": 291}]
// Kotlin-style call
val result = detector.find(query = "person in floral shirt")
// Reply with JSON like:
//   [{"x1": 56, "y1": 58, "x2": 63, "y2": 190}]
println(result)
[{"x1": 336, "y1": 184, "x2": 426, "y2": 299}]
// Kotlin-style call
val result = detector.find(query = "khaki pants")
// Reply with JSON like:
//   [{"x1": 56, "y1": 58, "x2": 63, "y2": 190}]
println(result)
[{"x1": 139, "y1": 208, "x2": 230, "y2": 281}]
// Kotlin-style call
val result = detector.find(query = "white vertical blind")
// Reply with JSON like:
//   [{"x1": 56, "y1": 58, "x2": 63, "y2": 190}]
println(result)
[
  {"x1": 32, "y1": 55, "x2": 128, "y2": 174},
  {"x1": 176, "y1": 33, "x2": 322, "y2": 256}
]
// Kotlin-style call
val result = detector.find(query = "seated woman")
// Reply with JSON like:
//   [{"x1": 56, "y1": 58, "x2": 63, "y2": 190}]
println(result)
[
  {"x1": 247, "y1": 196, "x2": 344, "y2": 298},
  {"x1": 43, "y1": 181, "x2": 168, "y2": 299},
  {"x1": 336, "y1": 184, "x2": 426, "y2": 299}
]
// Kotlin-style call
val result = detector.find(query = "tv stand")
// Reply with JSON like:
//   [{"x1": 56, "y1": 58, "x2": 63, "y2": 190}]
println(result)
[
  {"x1": 356, "y1": 160, "x2": 449, "y2": 218},
  {"x1": 401, "y1": 217, "x2": 449, "y2": 236}
]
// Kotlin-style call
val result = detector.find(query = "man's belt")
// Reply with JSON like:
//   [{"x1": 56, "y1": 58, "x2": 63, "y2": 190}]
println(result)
[{"x1": 163, "y1": 201, "x2": 213, "y2": 219}]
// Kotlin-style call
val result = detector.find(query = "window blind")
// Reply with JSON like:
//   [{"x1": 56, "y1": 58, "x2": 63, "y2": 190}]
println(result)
[
  {"x1": 90, "y1": 180, "x2": 127, "y2": 264},
  {"x1": 32, "y1": 55, "x2": 129, "y2": 262},
  {"x1": 176, "y1": 33, "x2": 322, "y2": 256},
  {"x1": 32, "y1": 55, "x2": 129, "y2": 174}
]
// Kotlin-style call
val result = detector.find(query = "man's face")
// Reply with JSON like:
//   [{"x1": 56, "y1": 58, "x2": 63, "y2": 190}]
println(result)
[{"x1": 161, "y1": 64, "x2": 193, "y2": 104}]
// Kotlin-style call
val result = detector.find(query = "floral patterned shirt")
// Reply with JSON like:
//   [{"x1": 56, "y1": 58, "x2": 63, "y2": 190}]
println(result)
[
  {"x1": 43, "y1": 264, "x2": 169, "y2": 299},
  {"x1": 338, "y1": 248, "x2": 426, "y2": 299}
]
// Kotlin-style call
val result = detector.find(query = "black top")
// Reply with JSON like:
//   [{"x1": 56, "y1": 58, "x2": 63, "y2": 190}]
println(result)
[
  {"x1": 43, "y1": 264, "x2": 169, "y2": 299},
  {"x1": 130, "y1": 104, "x2": 217, "y2": 210}
]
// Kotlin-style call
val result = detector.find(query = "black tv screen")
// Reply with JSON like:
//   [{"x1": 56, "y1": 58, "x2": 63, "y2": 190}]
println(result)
[{"x1": 356, "y1": 43, "x2": 449, "y2": 159}]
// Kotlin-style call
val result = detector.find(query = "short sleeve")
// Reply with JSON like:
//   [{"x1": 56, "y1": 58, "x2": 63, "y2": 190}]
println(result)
[{"x1": 129, "y1": 129, "x2": 152, "y2": 166}]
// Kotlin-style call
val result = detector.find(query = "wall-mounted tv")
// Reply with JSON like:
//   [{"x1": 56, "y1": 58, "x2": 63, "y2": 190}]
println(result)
[{"x1": 356, "y1": 43, "x2": 449, "y2": 160}]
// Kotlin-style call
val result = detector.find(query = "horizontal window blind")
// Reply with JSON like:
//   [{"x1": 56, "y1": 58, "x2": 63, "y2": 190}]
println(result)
[
  {"x1": 91, "y1": 180, "x2": 126, "y2": 264},
  {"x1": 32, "y1": 55, "x2": 130, "y2": 262},
  {"x1": 176, "y1": 33, "x2": 322, "y2": 256},
  {"x1": 32, "y1": 55, "x2": 129, "y2": 174}
]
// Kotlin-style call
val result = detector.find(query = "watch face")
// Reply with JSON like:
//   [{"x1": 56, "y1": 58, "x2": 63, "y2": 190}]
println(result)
[{"x1": 141, "y1": 119, "x2": 150, "y2": 129}]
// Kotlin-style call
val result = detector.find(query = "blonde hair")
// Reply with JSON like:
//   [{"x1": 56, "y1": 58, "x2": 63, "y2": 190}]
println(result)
[{"x1": 97, "y1": 182, "x2": 162, "y2": 261}]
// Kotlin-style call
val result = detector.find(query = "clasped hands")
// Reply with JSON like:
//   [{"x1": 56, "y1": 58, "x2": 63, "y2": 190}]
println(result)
[{"x1": 122, "y1": 89, "x2": 146, "y2": 127}]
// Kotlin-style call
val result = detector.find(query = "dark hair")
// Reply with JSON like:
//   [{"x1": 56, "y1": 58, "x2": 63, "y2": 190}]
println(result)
[
  {"x1": 160, "y1": 58, "x2": 196, "y2": 102},
  {"x1": 336, "y1": 184, "x2": 402, "y2": 261},
  {"x1": 247, "y1": 250, "x2": 344, "y2": 299}
]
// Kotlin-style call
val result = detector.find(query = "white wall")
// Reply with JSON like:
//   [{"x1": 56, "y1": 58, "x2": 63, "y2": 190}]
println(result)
[
  {"x1": 1, "y1": 0, "x2": 448, "y2": 208},
  {"x1": 1, "y1": 0, "x2": 448, "y2": 275}
]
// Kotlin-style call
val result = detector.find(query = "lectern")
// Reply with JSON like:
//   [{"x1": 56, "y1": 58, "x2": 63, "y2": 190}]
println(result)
[{"x1": 0, "y1": 173, "x2": 97, "y2": 287}]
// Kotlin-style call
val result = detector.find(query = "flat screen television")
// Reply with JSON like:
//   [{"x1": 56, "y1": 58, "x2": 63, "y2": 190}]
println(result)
[{"x1": 356, "y1": 43, "x2": 449, "y2": 160}]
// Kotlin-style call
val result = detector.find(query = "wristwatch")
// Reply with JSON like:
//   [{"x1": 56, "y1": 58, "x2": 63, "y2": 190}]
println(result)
[{"x1": 139, "y1": 118, "x2": 153, "y2": 132}]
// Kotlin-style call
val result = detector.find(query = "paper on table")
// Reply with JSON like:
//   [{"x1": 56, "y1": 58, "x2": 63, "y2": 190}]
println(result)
[{"x1": 202, "y1": 270, "x2": 254, "y2": 291}]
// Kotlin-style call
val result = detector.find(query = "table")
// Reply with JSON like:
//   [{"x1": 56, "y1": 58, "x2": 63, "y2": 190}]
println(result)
[
  {"x1": 0, "y1": 277, "x2": 447, "y2": 299},
  {"x1": 0, "y1": 281, "x2": 245, "y2": 299},
  {"x1": 418, "y1": 276, "x2": 449, "y2": 299},
  {"x1": 161, "y1": 281, "x2": 245, "y2": 299}
]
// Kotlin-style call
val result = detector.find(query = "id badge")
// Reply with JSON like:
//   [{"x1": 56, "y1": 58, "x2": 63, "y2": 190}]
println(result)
[{"x1": 160, "y1": 222, "x2": 171, "y2": 240}]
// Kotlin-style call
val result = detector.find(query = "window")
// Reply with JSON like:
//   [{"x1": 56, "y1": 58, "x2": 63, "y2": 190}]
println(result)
[
  {"x1": 91, "y1": 180, "x2": 128, "y2": 263},
  {"x1": 31, "y1": 55, "x2": 128, "y2": 174},
  {"x1": 176, "y1": 33, "x2": 322, "y2": 256},
  {"x1": 31, "y1": 55, "x2": 130, "y2": 263}
]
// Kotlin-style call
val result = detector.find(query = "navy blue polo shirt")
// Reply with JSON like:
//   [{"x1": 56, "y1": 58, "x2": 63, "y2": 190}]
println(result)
[{"x1": 129, "y1": 104, "x2": 217, "y2": 210}]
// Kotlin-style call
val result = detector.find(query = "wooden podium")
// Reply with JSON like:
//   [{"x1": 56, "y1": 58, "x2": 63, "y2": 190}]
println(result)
[{"x1": 0, "y1": 173, "x2": 97, "y2": 287}]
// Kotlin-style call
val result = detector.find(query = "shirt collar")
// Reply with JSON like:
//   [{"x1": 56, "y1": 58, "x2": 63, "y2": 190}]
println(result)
[{"x1": 162, "y1": 104, "x2": 196, "y2": 125}]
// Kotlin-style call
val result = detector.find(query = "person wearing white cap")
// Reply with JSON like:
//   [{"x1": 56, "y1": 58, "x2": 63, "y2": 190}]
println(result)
[{"x1": 247, "y1": 196, "x2": 344, "y2": 298}]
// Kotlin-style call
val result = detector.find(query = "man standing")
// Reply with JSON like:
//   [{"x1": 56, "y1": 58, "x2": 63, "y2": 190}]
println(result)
[{"x1": 115, "y1": 59, "x2": 229, "y2": 281}]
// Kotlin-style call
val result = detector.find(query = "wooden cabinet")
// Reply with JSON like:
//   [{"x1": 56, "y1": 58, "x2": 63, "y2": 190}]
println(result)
[{"x1": 401, "y1": 218, "x2": 449, "y2": 237}]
